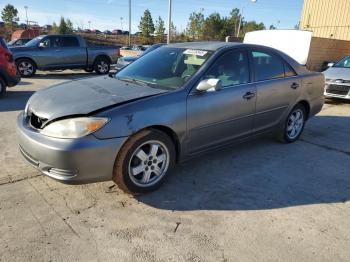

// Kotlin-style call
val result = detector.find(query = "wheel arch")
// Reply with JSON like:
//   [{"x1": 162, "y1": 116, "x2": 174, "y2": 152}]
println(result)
[
  {"x1": 296, "y1": 100, "x2": 311, "y2": 120},
  {"x1": 93, "y1": 54, "x2": 112, "y2": 65},
  {"x1": 119, "y1": 125, "x2": 181, "y2": 163},
  {"x1": 15, "y1": 57, "x2": 38, "y2": 69}
]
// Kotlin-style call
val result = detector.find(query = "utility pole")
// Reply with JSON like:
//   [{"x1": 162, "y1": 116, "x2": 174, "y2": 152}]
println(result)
[
  {"x1": 128, "y1": 0, "x2": 131, "y2": 46},
  {"x1": 120, "y1": 17, "x2": 123, "y2": 30},
  {"x1": 88, "y1": 20, "x2": 91, "y2": 30},
  {"x1": 167, "y1": 0, "x2": 172, "y2": 44},
  {"x1": 24, "y1": 6, "x2": 28, "y2": 27},
  {"x1": 236, "y1": 0, "x2": 257, "y2": 38}
]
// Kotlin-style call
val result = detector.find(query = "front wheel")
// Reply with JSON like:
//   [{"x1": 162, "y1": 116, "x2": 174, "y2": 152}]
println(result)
[
  {"x1": 94, "y1": 57, "x2": 110, "y2": 74},
  {"x1": 113, "y1": 129, "x2": 175, "y2": 194},
  {"x1": 277, "y1": 104, "x2": 306, "y2": 143},
  {"x1": 16, "y1": 59, "x2": 36, "y2": 77}
]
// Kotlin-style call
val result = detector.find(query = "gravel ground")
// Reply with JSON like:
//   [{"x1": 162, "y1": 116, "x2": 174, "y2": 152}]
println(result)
[{"x1": 0, "y1": 71, "x2": 350, "y2": 262}]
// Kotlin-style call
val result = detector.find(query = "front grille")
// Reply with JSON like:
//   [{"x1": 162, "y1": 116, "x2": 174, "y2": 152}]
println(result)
[
  {"x1": 28, "y1": 112, "x2": 48, "y2": 129},
  {"x1": 326, "y1": 84, "x2": 350, "y2": 96}
]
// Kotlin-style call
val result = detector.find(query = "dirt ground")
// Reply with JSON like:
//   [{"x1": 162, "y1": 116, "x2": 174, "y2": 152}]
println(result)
[{"x1": 1, "y1": 71, "x2": 350, "y2": 262}]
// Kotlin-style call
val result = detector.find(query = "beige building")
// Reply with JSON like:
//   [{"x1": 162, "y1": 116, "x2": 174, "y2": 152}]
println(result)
[
  {"x1": 300, "y1": 0, "x2": 350, "y2": 70},
  {"x1": 300, "y1": 0, "x2": 350, "y2": 41}
]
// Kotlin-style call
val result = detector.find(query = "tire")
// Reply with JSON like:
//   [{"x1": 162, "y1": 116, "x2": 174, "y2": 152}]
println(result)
[
  {"x1": 113, "y1": 129, "x2": 176, "y2": 194},
  {"x1": 84, "y1": 67, "x2": 94, "y2": 73},
  {"x1": 0, "y1": 78, "x2": 6, "y2": 98},
  {"x1": 16, "y1": 58, "x2": 36, "y2": 77},
  {"x1": 94, "y1": 57, "x2": 110, "y2": 74},
  {"x1": 277, "y1": 104, "x2": 306, "y2": 143}
]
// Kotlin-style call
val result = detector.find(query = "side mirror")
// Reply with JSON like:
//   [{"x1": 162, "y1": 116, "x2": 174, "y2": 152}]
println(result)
[
  {"x1": 327, "y1": 62, "x2": 335, "y2": 68},
  {"x1": 196, "y1": 78, "x2": 222, "y2": 92},
  {"x1": 38, "y1": 42, "x2": 45, "y2": 48}
]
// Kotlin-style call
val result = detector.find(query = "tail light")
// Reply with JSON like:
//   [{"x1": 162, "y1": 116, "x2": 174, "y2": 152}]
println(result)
[{"x1": 5, "y1": 53, "x2": 14, "y2": 63}]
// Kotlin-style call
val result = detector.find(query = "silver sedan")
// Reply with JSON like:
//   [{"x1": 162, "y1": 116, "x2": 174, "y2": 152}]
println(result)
[{"x1": 17, "y1": 42, "x2": 324, "y2": 194}]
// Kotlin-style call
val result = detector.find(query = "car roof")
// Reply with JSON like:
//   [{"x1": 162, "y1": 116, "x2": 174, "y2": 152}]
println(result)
[{"x1": 167, "y1": 41, "x2": 243, "y2": 51}]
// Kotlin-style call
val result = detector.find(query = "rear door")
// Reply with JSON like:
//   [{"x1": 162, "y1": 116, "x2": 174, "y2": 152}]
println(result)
[
  {"x1": 249, "y1": 49, "x2": 301, "y2": 132},
  {"x1": 59, "y1": 36, "x2": 86, "y2": 67},
  {"x1": 187, "y1": 49, "x2": 256, "y2": 154}
]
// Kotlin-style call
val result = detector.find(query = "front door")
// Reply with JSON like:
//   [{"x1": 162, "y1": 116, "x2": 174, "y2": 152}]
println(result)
[
  {"x1": 187, "y1": 50, "x2": 256, "y2": 154},
  {"x1": 35, "y1": 35, "x2": 62, "y2": 68}
]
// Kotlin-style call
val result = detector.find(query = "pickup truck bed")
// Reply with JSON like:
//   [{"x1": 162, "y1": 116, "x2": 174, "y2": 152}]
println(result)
[{"x1": 10, "y1": 34, "x2": 120, "y2": 77}]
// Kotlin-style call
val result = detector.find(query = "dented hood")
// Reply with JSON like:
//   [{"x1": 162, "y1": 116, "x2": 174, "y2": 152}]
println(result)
[{"x1": 27, "y1": 76, "x2": 167, "y2": 121}]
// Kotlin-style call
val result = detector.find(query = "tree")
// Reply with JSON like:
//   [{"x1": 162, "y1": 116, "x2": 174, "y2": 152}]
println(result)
[
  {"x1": 1, "y1": 4, "x2": 18, "y2": 30},
  {"x1": 170, "y1": 21, "x2": 177, "y2": 41},
  {"x1": 155, "y1": 16, "x2": 165, "y2": 42},
  {"x1": 186, "y1": 10, "x2": 204, "y2": 40},
  {"x1": 57, "y1": 17, "x2": 73, "y2": 34},
  {"x1": 242, "y1": 21, "x2": 265, "y2": 36},
  {"x1": 139, "y1": 9, "x2": 155, "y2": 43},
  {"x1": 203, "y1": 13, "x2": 224, "y2": 40},
  {"x1": 52, "y1": 22, "x2": 58, "y2": 33},
  {"x1": 269, "y1": 24, "x2": 277, "y2": 30}
]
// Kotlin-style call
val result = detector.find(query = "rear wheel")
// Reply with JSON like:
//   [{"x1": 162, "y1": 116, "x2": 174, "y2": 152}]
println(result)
[
  {"x1": 94, "y1": 57, "x2": 110, "y2": 74},
  {"x1": 0, "y1": 78, "x2": 6, "y2": 98},
  {"x1": 113, "y1": 129, "x2": 175, "y2": 194},
  {"x1": 277, "y1": 104, "x2": 306, "y2": 143},
  {"x1": 16, "y1": 59, "x2": 36, "y2": 77}
]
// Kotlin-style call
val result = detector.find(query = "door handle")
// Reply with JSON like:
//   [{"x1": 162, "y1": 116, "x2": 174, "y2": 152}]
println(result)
[
  {"x1": 291, "y1": 82, "x2": 300, "y2": 89},
  {"x1": 243, "y1": 91, "x2": 255, "y2": 100}
]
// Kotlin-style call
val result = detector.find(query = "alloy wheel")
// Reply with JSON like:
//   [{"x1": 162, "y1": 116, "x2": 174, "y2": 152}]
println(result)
[
  {"x1": 97, "y1": 61, "x2": 109, "y2": 73},
  {"x1": 128, "y1": 140, "x2": 170, "y2": 187},
  {"x1": 18, "y1": 61, "x2": 34, "y2": 76},
  {"x1": 286, "y1": 109, "x2": 304, "y2": 140}
]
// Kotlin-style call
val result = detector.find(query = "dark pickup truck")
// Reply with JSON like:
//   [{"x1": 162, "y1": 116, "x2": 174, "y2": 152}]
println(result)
[{"x1": 10, "y1": 34, "x2": 120, "y2": 77}]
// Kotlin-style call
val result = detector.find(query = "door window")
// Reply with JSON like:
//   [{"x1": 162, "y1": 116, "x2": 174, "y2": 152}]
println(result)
[
  {"x1": 252, "y1": 51, "x2": 286, "y2": 81},
  {"x1": 40, "y1": 36, "x2": 60, "y2": 48},
  {"x1": 203, "y1": 51, "x2": 250, "y2": 88},
  {"x1": 61, "y1": 37, "x2": 80, "y2": 47}
]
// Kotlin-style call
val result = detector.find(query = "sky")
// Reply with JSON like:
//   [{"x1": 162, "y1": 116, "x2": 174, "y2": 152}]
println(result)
[{"x1": 0, "y1": 0, "x2": 304, "y2": 32}]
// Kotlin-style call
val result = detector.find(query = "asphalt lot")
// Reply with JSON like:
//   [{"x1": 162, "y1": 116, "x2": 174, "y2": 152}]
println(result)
[{"x1": 1, "y1": 70, "x2": 350, "y2": 262}]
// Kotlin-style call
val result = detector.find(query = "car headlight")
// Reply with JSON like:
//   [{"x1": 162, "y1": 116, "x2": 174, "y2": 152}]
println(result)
[{"x1": 40, "y1": 117, "x2": 109, "y2": 139}]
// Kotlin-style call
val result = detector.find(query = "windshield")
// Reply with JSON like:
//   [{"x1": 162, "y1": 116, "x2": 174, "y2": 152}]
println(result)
[
  {"x1": 116, "y1": 47, "x2": 213, "y2": 90},
  {"x1": 334, "y1": 56, "x2": 350, "y2": 68},
  {"x1": 25, "y1": 35, "x2": 45, "y2": 47}
]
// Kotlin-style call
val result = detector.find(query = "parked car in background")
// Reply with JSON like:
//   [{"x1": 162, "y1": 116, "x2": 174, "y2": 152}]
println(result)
[
  {"x1": 7, "y1": 38, "x2": 32, "y2": 47},
  {"x1": 10, "y1": 34, "x2": 120, "y2": 77},
  {"x1": 0, "y1": 37, "x2": 20, "y2": 98},
  {"x1": 324, "y1": 55, "x2": 350, "y2": 100},
  {"x1": 103, "y1": 30, "x2": 112, "y2": 35},
  {"x1": 17, "y1": 42, "x2": 324, "y2": 194},
  {"x1": 116, "y1": 43, "x2": 164, "y2": 70}
]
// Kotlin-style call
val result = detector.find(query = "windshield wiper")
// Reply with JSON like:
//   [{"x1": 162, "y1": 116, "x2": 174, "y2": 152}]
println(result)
[{"x1": 117, "y1": 77, "x2": 162, "y2": 89}]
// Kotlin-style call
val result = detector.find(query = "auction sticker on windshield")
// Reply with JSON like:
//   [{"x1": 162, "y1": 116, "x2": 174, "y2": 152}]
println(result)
[{"x1": 184, "y1": 49, "x2": 208, "y2": 56}]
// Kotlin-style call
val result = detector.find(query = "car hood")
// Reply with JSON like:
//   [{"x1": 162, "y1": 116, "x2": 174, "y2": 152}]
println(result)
[
  {"x1": 324, "y1": 67, "x2": 350, "y2": 81},
  {"x1": 27, "y1": 76, "x2": 168, "y2": 121},
  {"x1": 9, "y1": 46, "x2": 36, "y2": 52}
]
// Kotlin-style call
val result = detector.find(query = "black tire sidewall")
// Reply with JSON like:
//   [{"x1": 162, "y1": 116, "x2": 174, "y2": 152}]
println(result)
[
  {"x1": 283, "y1": 104, "x2": 306, "y2": 143},
  {"x1": 94, "y1": 57, "x2": 110, "y2": 74},
  {"x1": 16, "y1": 59, "x2": 36, "y2": 78},
  {"x1": 117, "y1": 130, "x2": 175, "y2": 194},
  {"x1": 0, "y1": 78, "x2": 6, "y2": 98}
]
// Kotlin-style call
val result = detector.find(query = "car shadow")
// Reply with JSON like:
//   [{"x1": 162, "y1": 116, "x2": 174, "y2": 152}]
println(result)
[
  {"x1": 325, "y1": 98, "x2": 350, "y2": 105},
  {"x1": 0, "y1": 90, "x2": 34, "y2": 112},
  {"x1": 136, "y1": 115, "x2": 350, "y2": 211}
]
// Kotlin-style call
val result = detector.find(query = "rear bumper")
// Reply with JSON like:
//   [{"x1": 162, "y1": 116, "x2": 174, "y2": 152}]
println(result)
[{"x1": 17, "y1": 112, "x2": 128, "y2": 184}]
